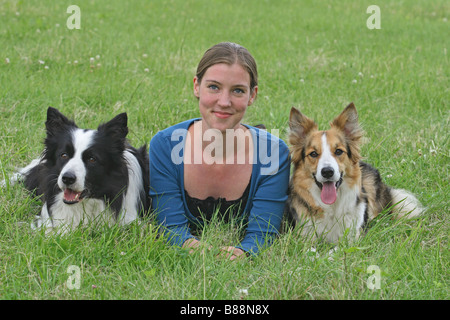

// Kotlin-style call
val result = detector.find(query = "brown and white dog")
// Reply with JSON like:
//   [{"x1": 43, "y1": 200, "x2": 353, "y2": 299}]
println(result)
[{"x1": 286, "y1": 103, "x2": 423, "y2": 243}]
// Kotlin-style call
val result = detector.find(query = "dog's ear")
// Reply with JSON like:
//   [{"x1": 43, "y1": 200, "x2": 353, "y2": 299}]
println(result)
[
  {"x1": 331, "y1": 102, "x2": 364, "y2": 163},
  {"x1": 331, "y1": 103, "x2": 361, "y2": 137},
  {"x1": 289, "y1": 107, "x2": 317, "y2": 164},
  {"x1": 45, "y1": 107, "x2": 77, "y2": 136},
  {"x1": 98, "y1": 112, "x2": 129, "y2": 141},
  {"x1": 289, "y1": 107, "x2": 317, "y2": 141}
]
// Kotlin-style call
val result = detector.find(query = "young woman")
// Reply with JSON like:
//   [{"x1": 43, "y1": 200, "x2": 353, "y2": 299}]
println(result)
[{"x1": 149, "y1": 42, "x2": 290, "y2": 260}]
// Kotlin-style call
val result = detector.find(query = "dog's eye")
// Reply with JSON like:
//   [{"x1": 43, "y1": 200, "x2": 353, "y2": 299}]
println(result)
[
  {"x1": 335, "y1": 149, "x2": 344, "y2": 156},
  {"x1": 309, "y1": 151, "x2": 319, "y2": 158},
  {"x1": 87, "y1": 156, "x2": 96, "y2": 164},
  {"x1": 60, "y1": 153, "x2": 69, "y2": 160}
]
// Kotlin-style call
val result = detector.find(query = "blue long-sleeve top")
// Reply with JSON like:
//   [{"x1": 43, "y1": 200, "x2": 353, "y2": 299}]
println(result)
[{"x1": 149, "y1": 119, "x2": 290, "y2": 256}]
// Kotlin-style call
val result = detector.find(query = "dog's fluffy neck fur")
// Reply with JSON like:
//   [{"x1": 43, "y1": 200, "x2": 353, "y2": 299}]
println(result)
[{"x1": 308, "y1": 178, "x2": 365, "y2": 242}]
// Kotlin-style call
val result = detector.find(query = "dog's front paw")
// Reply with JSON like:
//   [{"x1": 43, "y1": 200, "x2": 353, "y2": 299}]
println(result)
[{"x1": 31, "y1": 215, "x2": 53, "y2": 231}]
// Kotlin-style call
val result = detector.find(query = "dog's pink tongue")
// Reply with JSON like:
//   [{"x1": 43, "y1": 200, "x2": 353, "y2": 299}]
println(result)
[
  {"x1": 321, "y1": 182, "x2": 337, "y2": 205},
  {"x1": 64, "y1": 188, "x2": 81, "y2": 202}
]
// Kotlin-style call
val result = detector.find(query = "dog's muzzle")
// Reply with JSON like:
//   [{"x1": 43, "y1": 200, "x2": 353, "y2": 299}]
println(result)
[{"x1": 313, "y1": 171, "x2": 343, "y2": 205}]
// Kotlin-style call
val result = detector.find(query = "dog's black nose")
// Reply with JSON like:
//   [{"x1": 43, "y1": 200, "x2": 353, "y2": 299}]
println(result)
[
  {"x1": 62, "y1": 172, "x2": 76, "y2": 185},
  {"x1": 321, "y1": 167, "x2": 334, "y2": 179}
]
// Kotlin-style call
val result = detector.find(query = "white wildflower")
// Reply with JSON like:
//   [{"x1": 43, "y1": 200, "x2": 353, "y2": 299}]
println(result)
[
  {"x1": 306, "y1": 247, "x2": 319, "y2": 261},
  {"x1": 327, "y1": 247, "x2": 338, "y2": 261},
  {"x1": 238, "y1": 288, "x2": 249, "y2": 296}
]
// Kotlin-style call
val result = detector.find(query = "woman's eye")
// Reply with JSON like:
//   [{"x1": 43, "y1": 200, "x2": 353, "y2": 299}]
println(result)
[
  {"x1": 208, "y1": 84, "x2": 219, "y2": 91},
  {"x1": 233, "y1": 88, "x2": 245, "y2": 94}
]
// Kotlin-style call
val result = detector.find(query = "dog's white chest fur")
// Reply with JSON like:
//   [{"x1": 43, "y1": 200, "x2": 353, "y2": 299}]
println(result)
[
  {"x1": 304, "y1": 182, "x2": 366, "y2": 243},
  {"x1": 33, "y1": 196, "x2": 111, "y2": 234}
]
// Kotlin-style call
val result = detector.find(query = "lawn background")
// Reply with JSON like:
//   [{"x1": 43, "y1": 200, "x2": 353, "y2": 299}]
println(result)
[{"x1": 0, "y1": 0, "x2": 448, "y2": 301}]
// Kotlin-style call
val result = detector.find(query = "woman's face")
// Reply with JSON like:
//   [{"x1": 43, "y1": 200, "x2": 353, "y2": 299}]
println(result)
[{"x1": 194, "y1": 63, "x2": 257, "y2": 132}]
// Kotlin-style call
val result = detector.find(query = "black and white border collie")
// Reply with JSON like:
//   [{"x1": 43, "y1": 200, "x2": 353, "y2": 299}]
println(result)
[{"x1": 7, "y1": 107, "x2": 150, "y2": 233}]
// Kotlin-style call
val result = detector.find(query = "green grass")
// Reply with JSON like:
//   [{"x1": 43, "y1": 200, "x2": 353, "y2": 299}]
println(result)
[{"x1": 0, "y1": 0, "x2": 448, "y2": 300}]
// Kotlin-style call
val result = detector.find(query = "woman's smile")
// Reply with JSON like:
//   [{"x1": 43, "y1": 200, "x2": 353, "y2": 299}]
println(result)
[{"x1": 213, "y1": 110, "x2": 233, "y2": 119}]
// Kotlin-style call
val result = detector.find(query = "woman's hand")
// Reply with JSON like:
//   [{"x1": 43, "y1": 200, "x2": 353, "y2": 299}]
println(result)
[
  {"x1": 219, "y1": 246, "x2": 245, "y2": 261},
  {"x1": 182, "y1": 239, "x2": 245, "y2": 261},
  {"x1": 182, "y1": 238, "x2": 204, "y2": 253}
]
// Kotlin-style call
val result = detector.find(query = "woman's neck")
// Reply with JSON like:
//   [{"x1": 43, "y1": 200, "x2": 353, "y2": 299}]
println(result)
[{"x1": 193, "y1": 120, "x2": 252, "y2": 165}]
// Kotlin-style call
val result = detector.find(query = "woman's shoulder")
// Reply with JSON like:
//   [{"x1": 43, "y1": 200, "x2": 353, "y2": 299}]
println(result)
[
  {"x1": 151, "y1": 118, "x2": 200, "y2": 141},
  {"x1": 244, "y1": 124, "x2": 289, "y2": 152},
  {"x1": 243, "y1": 125, "x2": 290, "y2": 177}
]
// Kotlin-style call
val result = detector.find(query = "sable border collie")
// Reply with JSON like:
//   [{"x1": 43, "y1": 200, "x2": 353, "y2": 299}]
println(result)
[
  {"x1": 6, "y1": 107, "x2": 150, "y2": 233},
  {"x1": 286, "y1": 103, "x2": 423, "y2": 243}
]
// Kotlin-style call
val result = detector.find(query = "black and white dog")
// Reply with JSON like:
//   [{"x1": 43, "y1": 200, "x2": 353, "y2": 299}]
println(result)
[{"x1": 6, "y1": 107, "x2": 150, "y2": 233}]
